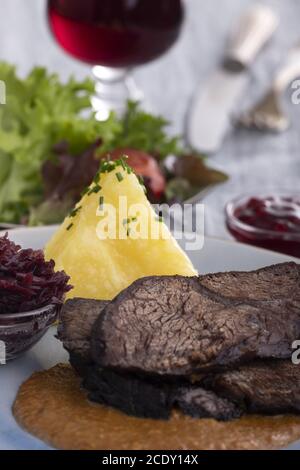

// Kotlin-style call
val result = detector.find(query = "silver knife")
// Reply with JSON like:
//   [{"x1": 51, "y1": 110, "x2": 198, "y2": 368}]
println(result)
[{"x1": 187, "y1": 4, "x2": 279, "y2": 154}]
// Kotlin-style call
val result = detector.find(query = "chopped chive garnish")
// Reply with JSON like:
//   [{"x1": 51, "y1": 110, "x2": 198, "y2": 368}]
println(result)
[
  {"x1": 116, "y1": 172, "x2": 124, "y2": 182},
  {"x1": 100, "y1": 160, "x2": 116, "y2": 173},
  {"x1": 66, "y1": 223, "x2": 74, "y2": 231},
  {"x1": 99, "y1": 196, "x2": 104, "y2": 209},
  {"x1": 88, "y1": 184, "x2": 101, "y2": 195},
  {"x1": 98, "y1": 156, "x2": 134, "y2": 177},
  {"x1": 131, "y1": 216, "x2": 137, "y2": 222},
  {"x1": 69, "y1": 206, "x2": 82, "y2": 218},
  {"x1": 120, "y1": 157, "x2": 127, "y2": 170},
  {"x1": 84, "y1": 156, "x2": 138, "y2": 200},
  {"x1": 93, "y1": 172, "x2": 100, "y2": 184}
]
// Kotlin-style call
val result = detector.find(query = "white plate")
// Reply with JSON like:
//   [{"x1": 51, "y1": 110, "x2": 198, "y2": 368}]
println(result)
[{"x1": 0, "y1": 226, "x2": 299, "y2": 450}]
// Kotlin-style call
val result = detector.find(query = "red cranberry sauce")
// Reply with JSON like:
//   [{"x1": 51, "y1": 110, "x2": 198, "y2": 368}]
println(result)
[{"x1": 227, "y1": 195, "x2": 300, "y2": 258}]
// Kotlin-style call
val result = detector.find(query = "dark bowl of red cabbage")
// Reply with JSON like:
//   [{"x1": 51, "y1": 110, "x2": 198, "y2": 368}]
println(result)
[{"x1": 0, "y1": 234, "x2": 71, "y2": 362}]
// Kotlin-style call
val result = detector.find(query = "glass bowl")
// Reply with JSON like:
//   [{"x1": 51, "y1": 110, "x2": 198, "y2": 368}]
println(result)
[
  {"x1": 225, "y1": 192, "x2": 300, "y2": 259},
  {"x1": 0, "y1": 304, "x2": 59, "y2": 362}
]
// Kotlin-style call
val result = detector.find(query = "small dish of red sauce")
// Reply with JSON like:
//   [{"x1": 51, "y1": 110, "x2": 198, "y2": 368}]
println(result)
[{"x1": 225, "y1": 193, "x2": 300, "y2": 259}]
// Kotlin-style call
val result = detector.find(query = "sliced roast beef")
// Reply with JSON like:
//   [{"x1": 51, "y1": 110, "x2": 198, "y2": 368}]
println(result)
[
  {"x1": 58, "y1": 263, "x2": 300, "y2": 422},
  {"x1": 82, "y1": 365, "x2": 242, "y2": 421},
  {"x1": 83, "y1": 367, "x2": 176, "y2": 419},
  {"x1": 206, "y1": 360, "x2": 300, "y2": 415},
  {"x1": 82, "y1": 359, "x2": 300, "y2": 421},
  {"x1": 91, "y1": 275, "x2": 300, "y2": 375},
  {"x1": 58, "y1": 298, "x2": 108, "y2": 367},
  {"x1": 199, "y1": 262, "x2": 300, "y2": 302}
]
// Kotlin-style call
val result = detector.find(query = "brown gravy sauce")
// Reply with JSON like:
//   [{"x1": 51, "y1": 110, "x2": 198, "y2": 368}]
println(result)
[{"x1": 13, "y1": 364, "x2": 300, "y2": 450}]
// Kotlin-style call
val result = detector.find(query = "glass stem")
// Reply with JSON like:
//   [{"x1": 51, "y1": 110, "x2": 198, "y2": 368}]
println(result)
[{"x1": 91, "y1": 66, "x2": 143, "y2": 120}]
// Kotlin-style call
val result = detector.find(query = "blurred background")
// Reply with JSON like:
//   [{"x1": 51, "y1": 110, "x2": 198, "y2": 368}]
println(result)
[{"x1": 0, "y1": 0, "x2": 300, "y2": 239}]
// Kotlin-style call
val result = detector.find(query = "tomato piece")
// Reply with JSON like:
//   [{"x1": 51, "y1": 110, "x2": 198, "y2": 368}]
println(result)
[{"x1": 109, "y1": 148, "x2": 166, "y2": 200}]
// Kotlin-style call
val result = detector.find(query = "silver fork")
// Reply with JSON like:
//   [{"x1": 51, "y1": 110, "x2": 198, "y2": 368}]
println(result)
[{"x1": 237, "y1": 42, "x2": 300, "y2": 132}]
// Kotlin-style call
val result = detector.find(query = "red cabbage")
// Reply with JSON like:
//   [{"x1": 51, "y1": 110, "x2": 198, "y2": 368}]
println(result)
[{"x1": 0, "y1": 233, "x2": 72, "y2": 314}]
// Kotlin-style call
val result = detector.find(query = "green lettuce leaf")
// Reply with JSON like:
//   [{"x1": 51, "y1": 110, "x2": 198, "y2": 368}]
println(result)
[
  {"x1": 0, "y1": 63, "x2": 228, "y2": 224},
  {"x1": 0, "y1": 63, "x2": 118, "y2": 223}
]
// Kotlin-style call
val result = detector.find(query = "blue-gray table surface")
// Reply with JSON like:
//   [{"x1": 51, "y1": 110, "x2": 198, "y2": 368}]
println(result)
[{"x1": 0, "y1": 0, "x2": 299, "y2": 238}]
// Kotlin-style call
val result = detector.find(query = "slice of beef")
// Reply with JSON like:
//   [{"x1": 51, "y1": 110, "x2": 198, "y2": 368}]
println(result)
[
  {"x1": 199, "y1": 262, "x2": 300, "y2": 302},
  {"x1": 206, "y1": 360, "x2": 300, "y2": 415},
  {"x1": 83, "y1": 367, "x2": 175, "y2": 420},
  {"x1": 60, "y1": 300, "x2": 242, "y2": 421},
  {"x1": 176, "y1": 387, "x2": 242, "y2": 421},
  {"x1": 58, "y1": 298, "x2": 108, "y2": 374},
  {"x1": 91, "y1": 275, "x2": 300, "y2": 376},
  {"x1": 83, "y1": 365, "x2": 242, "y2": 421},
  {"x1": 80, "y1": 359, "x2": 300, "y2": 421}
]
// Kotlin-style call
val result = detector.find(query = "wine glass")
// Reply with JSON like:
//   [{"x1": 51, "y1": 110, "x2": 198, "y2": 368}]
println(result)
[{"x1": 47, "y1": 0, "x2": 185, "y2": 119}]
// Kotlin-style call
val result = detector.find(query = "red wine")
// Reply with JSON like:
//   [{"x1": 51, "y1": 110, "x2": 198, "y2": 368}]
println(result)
[{"x1": 48, "y1": 0, "x2": 184, "y2": 67}]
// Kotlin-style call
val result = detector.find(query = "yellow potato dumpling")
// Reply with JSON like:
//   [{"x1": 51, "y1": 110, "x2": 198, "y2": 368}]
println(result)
[{"x1": 45, "y1": 161, "x2": 197, "y2": 300}]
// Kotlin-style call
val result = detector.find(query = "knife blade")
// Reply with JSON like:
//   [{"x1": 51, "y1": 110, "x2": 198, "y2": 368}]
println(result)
[{"x1": 187, "y1": 4, "x2": 279, "y2": 154}]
